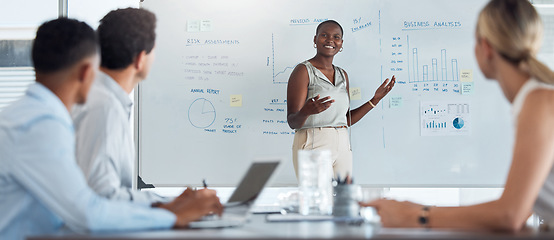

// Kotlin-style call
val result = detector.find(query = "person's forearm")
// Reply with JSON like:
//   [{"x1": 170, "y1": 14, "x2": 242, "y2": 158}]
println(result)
[
  {"x1": 106, "y1": 186, "x2": 168, "y2": 206},
  {"x1": 428, "y1": 201, "x2": 527, "y2": 231},
  {"x1": 287, "y1": 111, "x2": 310, "y2": 129},
  {"x1": 348, "y1": 97, "x2": 379, "y2": 126}
]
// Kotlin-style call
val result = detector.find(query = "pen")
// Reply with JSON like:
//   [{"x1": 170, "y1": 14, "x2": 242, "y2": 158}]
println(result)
[
  {"x1": 202, "y1": 179, "x2": 208, "y2": 188},
  {"x1": 345, "y1": 175, "x2": 349, "y2": 185}
]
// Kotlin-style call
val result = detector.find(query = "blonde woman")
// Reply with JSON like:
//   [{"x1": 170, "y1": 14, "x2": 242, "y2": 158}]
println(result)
[{"x1": 362, "y1": 0, "x2": 554, "y2": 231}]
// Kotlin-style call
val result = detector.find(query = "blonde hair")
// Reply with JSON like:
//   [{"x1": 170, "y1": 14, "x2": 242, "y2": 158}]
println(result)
[{"x1": 476, "y1": 0, "x2": 554, "y2": 84}]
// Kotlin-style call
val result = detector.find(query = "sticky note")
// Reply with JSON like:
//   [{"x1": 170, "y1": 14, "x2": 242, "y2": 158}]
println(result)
[
  {"x1": 390, "y1": 96, "x2": 403, "y2": 108},
  {"x1": 187, "y1": 20, "x2": 200, "y2": 32},
  {"x1": 461, "y1": 82, "x2": 474, "y2": 95},
  {"x1": 349, "y1": 87, "x2": 362, "y2": 100},
  {"x1": 460, "y1": 69, "x2": 473, "y2": 82},
  {"x1": 230, "y1": 95, "x2": 242, "y2": 107},
  {"x1": 200, "y1": 20, "x2": 212, "y2": 32}
]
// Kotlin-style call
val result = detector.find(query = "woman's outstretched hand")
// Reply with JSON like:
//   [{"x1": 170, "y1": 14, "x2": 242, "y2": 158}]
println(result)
[
  {"x1": 373, "y1": 75, "x2": 396, "y2": 101},
  {"x1": 300, "y1": 94, "x2": 335, "y2": 115}
]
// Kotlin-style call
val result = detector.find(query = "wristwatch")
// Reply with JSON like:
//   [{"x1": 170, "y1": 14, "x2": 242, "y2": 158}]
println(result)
[{"x1": 418, "y1": 206, "x2": 430, "y2": 228}]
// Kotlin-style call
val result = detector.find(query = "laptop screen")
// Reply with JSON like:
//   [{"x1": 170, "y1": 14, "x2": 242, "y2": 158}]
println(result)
[{"x1": 226, "y1": 161, "x2": 280, "y2": 204}]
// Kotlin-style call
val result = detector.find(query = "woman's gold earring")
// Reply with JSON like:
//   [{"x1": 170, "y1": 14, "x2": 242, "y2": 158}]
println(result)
[
  {"x1": 340, "y1": 47, "x2": 343, "y2": 52},
  {"x1": 314, "y1": 43, "x2": 317, "y2": 48}
]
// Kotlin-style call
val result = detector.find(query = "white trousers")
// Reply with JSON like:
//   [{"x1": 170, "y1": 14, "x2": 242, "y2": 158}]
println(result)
[{"x1": 292, "y1": 127, "x2": 352, "y2": 180}]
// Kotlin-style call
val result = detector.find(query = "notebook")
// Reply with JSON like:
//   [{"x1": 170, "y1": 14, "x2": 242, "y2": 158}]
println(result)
[{"x1": 188, "y1": 160, "x2": 280, "y2": 228}]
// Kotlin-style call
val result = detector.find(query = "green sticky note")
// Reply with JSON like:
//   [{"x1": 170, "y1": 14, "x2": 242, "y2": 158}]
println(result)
[
  {"x1": 390, "y1": 96, "x2": 403, "y2": 108},
  {"x1": 187, "y1": 20, "x2": 200, "y2": 32},
  {"x1": 461, "y1": 82, "x2": 474, "y2": 95}
]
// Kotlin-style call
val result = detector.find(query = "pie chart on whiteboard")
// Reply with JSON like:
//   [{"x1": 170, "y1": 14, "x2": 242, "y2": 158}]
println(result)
[
  {"x1": 188, "y1": 98, "x2": 216, "y2": 128},
  {"x1": 453, "y1": 117, "x2": 464, "y2": 129}
]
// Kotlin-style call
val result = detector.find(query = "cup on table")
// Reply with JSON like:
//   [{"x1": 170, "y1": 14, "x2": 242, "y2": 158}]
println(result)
[
  {"x1": 359, "y1": 188, "x2": 385, "y2": 223},
  {"x1": 297, "y1": 149, "x2": 333, "y2": 216},
  {"x1": 333, "y1": 184, "x2": 362, "y2": 217}
]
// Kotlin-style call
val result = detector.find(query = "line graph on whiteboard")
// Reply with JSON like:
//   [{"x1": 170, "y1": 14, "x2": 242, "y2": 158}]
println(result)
[{"x1": 271, "y1": 33, "x2": 297, "y2": 84}]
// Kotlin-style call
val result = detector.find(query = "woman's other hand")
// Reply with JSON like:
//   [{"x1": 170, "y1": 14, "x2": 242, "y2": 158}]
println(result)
[{"x1": 373, "y1": 75, "x2": 396, "y2": 101}]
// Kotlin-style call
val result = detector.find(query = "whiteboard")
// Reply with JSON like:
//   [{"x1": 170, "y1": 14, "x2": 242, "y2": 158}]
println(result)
[{"x1": 138, "y1": 0, "x2": 514, "y2": 187}]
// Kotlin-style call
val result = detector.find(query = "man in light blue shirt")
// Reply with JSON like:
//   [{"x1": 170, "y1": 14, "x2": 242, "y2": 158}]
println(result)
[
  {"x1": 0, "y1": 18, "x2": 222, "y2": 240},
  {"x1": 72, "y1": 8, "x2": 164, "y2": 204}
]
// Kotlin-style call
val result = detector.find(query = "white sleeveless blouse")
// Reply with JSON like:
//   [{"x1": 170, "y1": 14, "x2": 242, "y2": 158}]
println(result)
[
  {"x1": 299, "y1": 61, "x2": 349, "y2": 129},
  {"x1": 512, "y1": 79, "x2": 554, "y2": 223}
]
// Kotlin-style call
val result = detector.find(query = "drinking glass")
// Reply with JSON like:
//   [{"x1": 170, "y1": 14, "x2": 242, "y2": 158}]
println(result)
[{"x1": 298, "y1": 150, "x2": 333, "y2": 215}]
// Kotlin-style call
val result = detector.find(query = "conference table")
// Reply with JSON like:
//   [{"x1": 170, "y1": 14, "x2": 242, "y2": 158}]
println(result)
[{"x1": 28, "y1": 214, "x2": 554, "y2": 240}]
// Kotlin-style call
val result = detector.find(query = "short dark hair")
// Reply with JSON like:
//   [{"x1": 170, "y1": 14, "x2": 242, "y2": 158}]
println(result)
[
  {"x1": 97, "y1": 8, "x2": 157, "y2": 70},
  {"x1": 32, "y1": 18, "x2": 98, "y2": 73},
  {"x1": 316, "y1": 20, "x2": 344, "y2": 36}
]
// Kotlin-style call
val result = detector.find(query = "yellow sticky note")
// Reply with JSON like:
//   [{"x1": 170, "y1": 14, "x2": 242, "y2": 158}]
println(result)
[
  {"x1": 460, "y1": 69, "x2": 473, "y2": 82},
  {"x1": 230, "y1": 95, "x2": 242, "y2": 107},
  {"x1": 349, "y1": 87, "x2": 362, "y2": 100}
]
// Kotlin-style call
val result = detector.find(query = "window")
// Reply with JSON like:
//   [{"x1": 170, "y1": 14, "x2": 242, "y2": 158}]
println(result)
[
  {"x1": 0, "y1": 0, "x2": 141, "y2": 112},
  {"x1": 0, "y1": 40, "x2": 34, "y2": 109},
  {"x1": 0, "y1": 0, "x2": 58, "y2": 112},
  {"x1": 535, "y1": 2, "x2": 554, "y2": 68},
  {"x1": 0, "y1": 36, "x2": 36, "y2": 111}
]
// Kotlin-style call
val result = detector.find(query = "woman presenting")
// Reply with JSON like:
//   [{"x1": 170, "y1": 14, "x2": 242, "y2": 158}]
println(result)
[{"x1": 287, "y1": 20, "x2": 395, "y2": 178}]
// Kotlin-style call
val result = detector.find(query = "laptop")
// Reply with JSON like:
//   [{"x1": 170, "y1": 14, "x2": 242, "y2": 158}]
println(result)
[{"x1": 188, "y1": 160, "x2": 280, "y2": 228}]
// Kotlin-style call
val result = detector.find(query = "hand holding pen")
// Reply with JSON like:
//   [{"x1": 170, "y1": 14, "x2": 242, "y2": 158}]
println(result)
[{"x1": 153, "y1": 180, "x2": 223, "y2": 228}]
